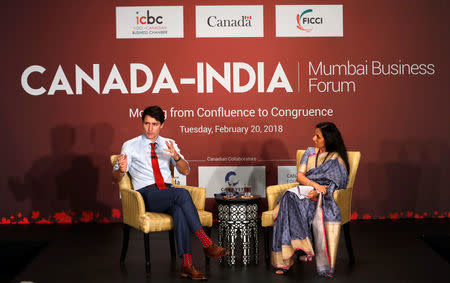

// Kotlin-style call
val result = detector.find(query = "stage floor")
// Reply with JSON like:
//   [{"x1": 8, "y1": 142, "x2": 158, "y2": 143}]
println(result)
[{"x1": 1, "y1": 219, "x2": 449, "y2": 283}]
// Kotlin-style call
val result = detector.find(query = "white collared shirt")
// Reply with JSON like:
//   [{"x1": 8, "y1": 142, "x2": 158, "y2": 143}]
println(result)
[{"x1": 114, "y1": 134, "x2": 188, "y2": 190}]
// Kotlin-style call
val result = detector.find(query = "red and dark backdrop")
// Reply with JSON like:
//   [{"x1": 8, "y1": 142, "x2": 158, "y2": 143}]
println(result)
[{"x1": 0, "y1": 0, "x2": 448, "y2": 223}]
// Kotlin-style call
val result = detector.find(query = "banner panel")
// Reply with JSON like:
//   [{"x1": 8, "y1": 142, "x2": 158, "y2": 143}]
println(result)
[
  {"x1": 198, "y1": 166, "x2": 266, "y2": 197},
  {"x1": 277, "y1": 166, "x2": 297, "y2": 184},
  {"x1": 196, "y1": 5, "x2": 264, "y2": 38},
  {"x1": 276, "y1": 5, "x2": 343, "y2": 37},
  {"x1": 116, "y1": 6, "x2": 184, "y2": 39}
]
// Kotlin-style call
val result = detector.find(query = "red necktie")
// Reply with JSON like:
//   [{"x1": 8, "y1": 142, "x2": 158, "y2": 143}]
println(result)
[{"x1": 150, "y1": 143, "x2": 167, "y2": 189}]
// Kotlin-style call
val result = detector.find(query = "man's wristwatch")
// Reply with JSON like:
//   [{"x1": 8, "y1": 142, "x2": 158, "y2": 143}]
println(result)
[{"x1": 174, "y1": 155, "x2": 182, "y2": 162}]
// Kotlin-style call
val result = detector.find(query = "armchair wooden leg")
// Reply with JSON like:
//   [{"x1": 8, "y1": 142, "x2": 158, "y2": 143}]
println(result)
[
  {"x1": 263, "y1": 227, "x2": 272, "y2": 265},
  {"x1": 144, "y1": 233, "x2": 151, "y2": 273},
  {"x1": 169, "y1": 230, "x2": 176, "y2": 259},
  {"x1": 204, "y1": 226, "x2": 212, "y2": 265},
  {"x1": 343, "y1": 222, "x2": 355, "y2": 264},
  {"x1": 120, "y1": 224, "x2": 130, "y2": 265}
]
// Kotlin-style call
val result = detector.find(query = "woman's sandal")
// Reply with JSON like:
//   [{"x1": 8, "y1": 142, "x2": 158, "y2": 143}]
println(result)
[
  {"x1": 317, "y1": 271, "x2": 334, "y2": 278},
  {"x1": 299, "y1": 255, "x2": 313, "y2": 262},
  {"x1": 274, "y1": 268, "x2": 290, "y2": 275}
]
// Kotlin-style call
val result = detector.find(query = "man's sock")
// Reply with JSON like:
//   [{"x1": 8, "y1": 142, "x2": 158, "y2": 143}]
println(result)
[
  {"x1": 183, "y1": 253, "x2": 192, "y2": 266},
  {"x1": 195, "y1": 229, "x2": 213, "y2": 248}
]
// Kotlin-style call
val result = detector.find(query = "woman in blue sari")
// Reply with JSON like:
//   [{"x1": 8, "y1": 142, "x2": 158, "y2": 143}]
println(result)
[{"x1": 272, "y1": 122, "x2": 350, "y2": 277}]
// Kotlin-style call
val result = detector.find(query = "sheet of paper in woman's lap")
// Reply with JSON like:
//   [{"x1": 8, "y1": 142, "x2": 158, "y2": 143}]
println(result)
[{"x1": 288, "y1": 186, "x2": 315, "y2": 200}]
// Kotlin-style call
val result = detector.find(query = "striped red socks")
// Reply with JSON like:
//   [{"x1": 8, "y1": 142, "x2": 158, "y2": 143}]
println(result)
[
  {"x1": 195, "y1": 229, "x2": 213, "y2": 248},
  {"x1": 183, "y1": 253, "x2": 192, "y2": 266}
]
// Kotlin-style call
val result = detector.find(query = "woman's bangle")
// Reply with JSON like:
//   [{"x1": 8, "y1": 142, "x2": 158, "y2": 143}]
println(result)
[{"x1": 174, "y1": 155, "x2": 182, "y2": 162}]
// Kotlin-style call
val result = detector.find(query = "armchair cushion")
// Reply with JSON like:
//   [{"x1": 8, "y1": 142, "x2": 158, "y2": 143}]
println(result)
[
  {"x1": 261, "y1": 210, "x2": 277, "y2": 227},
  {"x1": 138, "y1": 210, "x2": 213, "y2": 233}
]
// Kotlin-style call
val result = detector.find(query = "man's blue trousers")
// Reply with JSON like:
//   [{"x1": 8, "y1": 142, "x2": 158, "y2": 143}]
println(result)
[{"x1": 137, "y1": 184, "x2": 202, "y2": 257}]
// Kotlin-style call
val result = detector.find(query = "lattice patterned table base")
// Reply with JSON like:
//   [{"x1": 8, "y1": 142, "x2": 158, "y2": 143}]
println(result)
[{"x1": 217, "y1": 202, "x2": 259, "y2": 265}]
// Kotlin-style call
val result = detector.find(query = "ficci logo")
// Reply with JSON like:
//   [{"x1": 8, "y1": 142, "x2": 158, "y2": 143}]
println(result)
[
  {"x1": 136, "y1": 10, "x2": 163, "y2": 25},
  {"x1": 296, "y1": 9, "x2": 323, "y2": 32}
]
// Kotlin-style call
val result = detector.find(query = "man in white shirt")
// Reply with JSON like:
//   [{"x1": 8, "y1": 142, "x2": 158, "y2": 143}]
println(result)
[{"x1": 113, "y1": 106, "x2": 228, "y2": 280}]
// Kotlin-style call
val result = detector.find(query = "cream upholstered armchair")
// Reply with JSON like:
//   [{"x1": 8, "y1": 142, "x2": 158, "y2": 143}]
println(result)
[
  {"x1": 110, "y1": 155, "x2": 213, "y2": 273},
  {"x1": 262, "y1": 150, "x2": 361, "y2": 266}
]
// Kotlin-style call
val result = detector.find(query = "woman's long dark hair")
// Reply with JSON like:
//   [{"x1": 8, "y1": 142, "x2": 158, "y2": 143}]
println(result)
[{"x1": 316, "y1": 122, "x2": 350, "y2": 172}]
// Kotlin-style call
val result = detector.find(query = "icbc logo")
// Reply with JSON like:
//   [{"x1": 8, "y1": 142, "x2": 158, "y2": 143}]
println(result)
[
  {"x1": 296, "y1": 9, "x2": 323, "y2": 32},
  {"x1": 136, "y1": 10, "x2": 163, "y2": 25}
]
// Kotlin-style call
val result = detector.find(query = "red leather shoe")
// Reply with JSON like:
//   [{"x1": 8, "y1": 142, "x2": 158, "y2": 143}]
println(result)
[
  {"x1": 180, "y1": 264, "x2": 207, "y2": 281},
  {"x1": 203, "y1": 243, "x2": 229, "y2": 258}
]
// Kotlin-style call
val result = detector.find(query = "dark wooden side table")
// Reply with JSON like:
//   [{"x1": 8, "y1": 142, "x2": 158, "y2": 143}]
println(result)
[{"x1": 214, "y1": 195, "x2": 261, "y2": 266}]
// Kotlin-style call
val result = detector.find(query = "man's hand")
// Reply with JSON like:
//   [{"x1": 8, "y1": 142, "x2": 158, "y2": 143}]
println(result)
[
  {"x1": 118, "y1": 154, "x2": 127, "y2": 173},
  {"x1": 112, "y1": 154, "x2": 127, "y2": 184},
  {"x1": 163, "y1": 140, "x2": 180, "y2": 161},
  {"x1": 163, "y1": 140, "x2": 189, "y2": 175}
]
